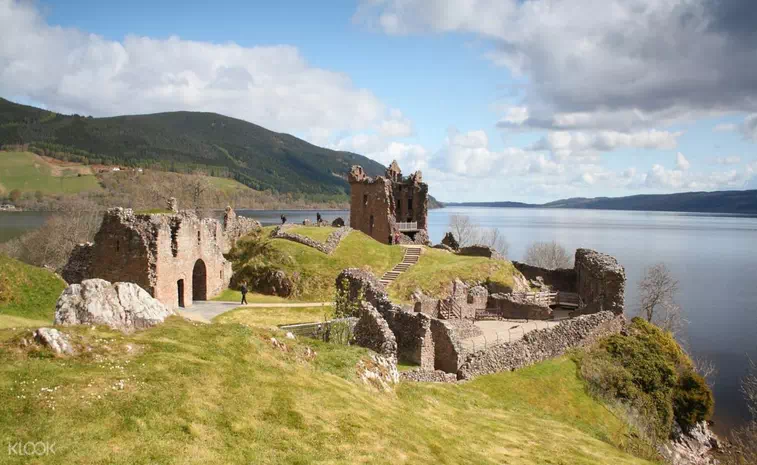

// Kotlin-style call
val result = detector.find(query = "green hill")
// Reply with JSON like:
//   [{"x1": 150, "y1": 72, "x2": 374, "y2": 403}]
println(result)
[
  {"x1": 0, "y1": 254, "x2": 66, "y2": 328},
  {"x1": 0, "y1": 151, "x2": 102, "y2": 195},
  {"x1": 0, "y1": 97, "x2": 386, "y2": 196}
]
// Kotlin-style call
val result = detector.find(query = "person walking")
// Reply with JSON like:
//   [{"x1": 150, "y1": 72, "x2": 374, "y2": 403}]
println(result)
[{"x1": 240, "y1": 281, "x2": 248, "y2": 305}]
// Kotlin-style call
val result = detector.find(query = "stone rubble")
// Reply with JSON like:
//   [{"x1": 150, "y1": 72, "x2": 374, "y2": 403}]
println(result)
[
  {"x1": 33, "y1": 328, "x2": 74, "y2": 355},
  {"x1": 272, "y1": 225, "x2": 352, "y2": 255}
]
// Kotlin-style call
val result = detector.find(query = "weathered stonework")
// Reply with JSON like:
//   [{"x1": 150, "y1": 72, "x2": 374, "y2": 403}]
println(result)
[
  {"x1": 440, "y1": 232, "x2": 459, "y2": 250},
  {"x1": 271, "y1": 224, "x2": 352, "y2": 254},
  {"x1": 457, "y1": 311, "x2": 625, "y2": 380},
  {"x1": 512, "y1": 261, "x2": 577, "y2": 292},
  {"x1": 574, "y1": 248, "x2": 626, "y2": 315},
  {"x1": 401, "y1": 369, "x2": 457, "y2": 383},
  {"x1": 62, "y1": 205, "x2": 259, "y2": 309},
  {"x1": 457, "y1": 245, "x2": 504, "y2": 261},
  {"x1": 487, "y1": 293, "x2": 554, "y2": 320},
  {"x1": 413, "y1": 281, "x2": 489, "y2": 321},
  {"x1": 348, "y1": 161, "x2": 429, "y2": 245},
  {"x1": 353, "y1": 302, "x2": 398, "y2": 361}
]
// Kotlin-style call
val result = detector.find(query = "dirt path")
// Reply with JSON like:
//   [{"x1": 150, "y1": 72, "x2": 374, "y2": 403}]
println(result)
[{"x1": 179, "y1": 301, "x2": 333, "y2": 323}]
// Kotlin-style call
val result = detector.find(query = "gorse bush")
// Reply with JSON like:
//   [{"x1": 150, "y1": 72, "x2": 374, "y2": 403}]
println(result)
[
  {"x1": 227, "y1": 229, "x2": 294, "y2": 294},
  {"x1": 576, "y1": 318, "x2": 713, "y2": 442}
]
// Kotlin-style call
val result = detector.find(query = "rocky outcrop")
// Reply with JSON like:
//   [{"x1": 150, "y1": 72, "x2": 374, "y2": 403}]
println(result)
[
  {"x1": 457, "y1": 311, "x2": 625, "y2": 379},
  {"x1": 253, "y1": 269, "x2": 294, "y2": 297},
  {"x1": 659, "y1": 422, "x2": 720, "y2": 465},
  {"x1": 356, "y1": 354, "x2": 399, "y2": 391},
  {"x1": 574, "y1": 248, "x2": 625, "y2": 315},
  {"x1": 33, "y1": 328, "x2": 74, "y2": 355},
  {"x1": 54, "y1": 279, "x2": 175, "y2": 333},
  {"x1": 401, "y1": 369, "x2": 457, "y2": 383},
  {"x1": 353, "y1": 302, "x2": 398, "y2": 361},
  {"x1": 441, "y1": 232, "x2": 459, "y2": 250},
  {"x1": 487, "y1": 293, "x2": 554, "y2": 320},
  {"x1": 458, "y1": 245, "x2": 504, "y2": 260},
  {"x1": 272, "y1": 225, "x2": 352, "y2": 254}
]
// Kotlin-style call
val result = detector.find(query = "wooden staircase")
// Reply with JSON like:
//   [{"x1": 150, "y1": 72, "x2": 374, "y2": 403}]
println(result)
[{"x1": 379, "y1": 246, "x2": 422, "y2": 287}]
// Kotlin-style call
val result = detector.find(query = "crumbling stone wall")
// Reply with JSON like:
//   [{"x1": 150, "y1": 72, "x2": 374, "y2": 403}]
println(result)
[
  {"x1": 62, "y1": 205, "x2": 259, "y2": 309},
  {"x1": 431, "y1": 319, "x2": 466, "y2": 373},
  {"x1": 457, "y1": 245, "x2": 504, "y2": 261},
  {"x1": 457, "y1": 311, "x2": 625, "y2": 380},
  {"x1": 487, "y1": 293, "x2": 554, "y2": 320},
  {"x1": 272, "y1": 224, "x2": 352, "y2": 254},
  {"x1": 414, "y1": 280, "x2": 488, "y2": 320},
  {"x1": 354, "y1": 302, "x2": 398, "y2": 361},
  {"x1": 512, "y1": 261, "x2": 577, "y2": 292},
  {"x1": 348, "y1": 161, "x2": 429, "y2": 244},
  {"x1": 574, "y1": 248, "x2": 626, "y2": 315}
]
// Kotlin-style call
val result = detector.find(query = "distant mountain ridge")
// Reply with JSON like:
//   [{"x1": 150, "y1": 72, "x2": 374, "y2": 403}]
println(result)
[
  {"x1": 0, "y1": 97, "x2": 386, "y2": 197},
  {"x1": 445, "y1": 190, "x2": 757, "y2": 215}
]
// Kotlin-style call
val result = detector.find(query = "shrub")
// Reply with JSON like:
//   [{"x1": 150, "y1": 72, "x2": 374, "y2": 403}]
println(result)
[{"x1": 673, "y1": 370, "x2": 714, "y2": 429}]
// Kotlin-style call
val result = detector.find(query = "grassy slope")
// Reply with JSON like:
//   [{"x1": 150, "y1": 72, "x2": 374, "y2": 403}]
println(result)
[
  {"x1": 0, "y1": 151, "x2": 101, "y2": 194},
  {"x1": 214, "y1": 306, "x2": 333, "y2": 329},
  {"x1": 286, "y1": 225, "x2": 337, "y2": 242},
  {"x1": 0, "y1": 316, "x2": 652, "y2": 465},
  {"x1": 267, "y1": 231, "x2": 405, "y2": 301},
  {"x1": 390, "y1": 247, "x2": 518, "y2": 302},
  {"x1": 0, "y1": 254, "x2": 65, "y2": 327}
]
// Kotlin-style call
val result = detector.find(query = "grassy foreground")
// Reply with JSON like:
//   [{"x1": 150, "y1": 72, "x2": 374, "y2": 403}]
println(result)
[
  {"x1": 214, "y1": 305, "x2": 332, "y2": 329},
  {"x1": 0, "y1": 254, "x2": 65, "y2": 328},
  {"x1": 390, "y1": 247, "x2": 519, "y2": 302},
  {"x1": 0, "y1": 315, "x2": 652, "y2": 465},
  {"x1": 0, "y1": 151, "x2": 101, "y2": 195}
]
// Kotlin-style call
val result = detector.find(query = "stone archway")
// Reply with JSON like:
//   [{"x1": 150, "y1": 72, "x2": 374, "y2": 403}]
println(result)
[{"x1": 192, "y1": 259, "x2": 207, "y2": 301}]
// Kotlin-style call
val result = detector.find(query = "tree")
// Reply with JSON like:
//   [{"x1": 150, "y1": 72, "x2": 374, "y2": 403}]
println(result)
[
  {"x1": 638, "y1": 263, "x2": 681, "y2": 328},
  {"x1": 723, "y1": 358, "x2": 757, "y2": 464},
  {"x1": 9, "y1": 189, "x2": 22, "y2": 203},
  {"x1": 448, "y1": 215, "x2": 509, "y2": 257},
  {"x1": 524, "y1": 241, "x2": 573, "y2": 269}
]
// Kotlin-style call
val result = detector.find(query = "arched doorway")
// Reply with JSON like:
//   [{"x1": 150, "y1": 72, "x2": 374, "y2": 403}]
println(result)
[{"x1": 192, "y1": 259, "x2": 207, "y2": 301}]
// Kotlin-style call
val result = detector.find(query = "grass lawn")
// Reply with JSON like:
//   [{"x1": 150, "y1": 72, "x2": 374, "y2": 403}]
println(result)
[
  {"x1": 0, "y1": 151, "x2": 101, "y2": 195},
  {"x1": 389, "y1": 247, "x2": 519, "y2": 302},
  {"x1": 266, "y1": 230, "x2": 405, "y2": 301},
  {"x1": 0, "y1": 254, "x2": 65, "y2": 327},
  {"x1": 0, "y1": 316, "x2": 654, "y2": 464},
  {"x1": 210, "y1": 289, "x2": 302, "y2": 304},
  {"x1": 213, "y1": 306, "x2": 333, "y2": 329},
  {"x1": 286, "y1": 225, "x2": 337, "y2": 242},
  {"x1": 208, "y1": 176, "x2": 253, "y2": 194}
]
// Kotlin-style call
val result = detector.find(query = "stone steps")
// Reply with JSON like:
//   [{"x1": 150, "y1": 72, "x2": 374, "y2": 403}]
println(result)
[{"x1": 379, "y1": 246, "x2": 423, "y2": 287}]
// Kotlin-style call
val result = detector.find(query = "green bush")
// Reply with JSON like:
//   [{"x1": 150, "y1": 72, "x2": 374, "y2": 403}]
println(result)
[{"x1": 576, "y1": 317, "x2": 714, "y2": 442}]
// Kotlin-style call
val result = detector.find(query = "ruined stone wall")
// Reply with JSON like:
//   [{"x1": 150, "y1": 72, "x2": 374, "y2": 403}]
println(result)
[
  {"x1": 431, "y1": 319, "x2": 466, "y2": 373},
  {"x1": 512, "y1": 261, "x2": 577, "y2": 292},
  {"x1": 457, "y1": 245, "x2": 504, "y2": 261},
  {"x1": 457, "y1": 311, "x2": 625, "y2": 380},
  {"x1": 574, "y1": 248, "x2": 626, "y2": 315},
  {"x1": 487, "y1": 293, "x2": 554, "y2": 320},
  {"x1": 222, "y1": 207, "x2": 261, "y2": 253},
  {"x1": 65, "y1": 207, "x2": 236, "y2": 308},
  {"x1": 353, "y1": 302, "x2": 398, "y2": 361},
  {"x1": 349, "y1": 176, "x2": 395, "y2": 244},
  {"x1": 391, "y1": 178, "x2": 428, "y2": 230},
  {"x1": 272, "y1": 225, "x2": 352, "y2": 254},
  {"x1": 61, "y1": 243, "x2": 95, "y2": 284}
]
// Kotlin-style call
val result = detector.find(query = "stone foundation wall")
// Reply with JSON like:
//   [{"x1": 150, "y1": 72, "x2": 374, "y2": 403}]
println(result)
[
  {"x1": 401, "y1": 369, "x2": 457, "y2": 383},
  {"x1": 279, "y1": 318, "x2": 357, "y2": 340},
  {"x1": 272, "y1": 225, "x2": 352, "y2": 254},
  {"x1": 574, "y1": 248, "x2": 626, "y2": 315},
  {"x1": 431, "y1": 319, "x2": 466, "y2": 373},
  {"x1": 457, "y1": 311, "x2": 625, "y2": 379},
  {"x1": 512, "y1": 261, "x2": 577, "y2": 292},
  {"x1": 354, "y1": 302, "x2": 398, "y2": 361},
  {"x1": 61, "y1": 243, "x2": 94, "y2": 284},
  {"x1": 457, "y1": 245, "x2": 504, "y2": 260},
  {"x1": 487, "y1": 293, "x2": 554, "y2": 320}
]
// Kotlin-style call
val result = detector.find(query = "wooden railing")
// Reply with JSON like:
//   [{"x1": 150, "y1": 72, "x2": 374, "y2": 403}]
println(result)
[{"x1": 397, "y1": 221, "x2": 418, "y2": 231}]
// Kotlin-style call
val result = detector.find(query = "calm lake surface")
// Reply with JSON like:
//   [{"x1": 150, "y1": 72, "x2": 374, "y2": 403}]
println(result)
[{"x1": 2, "y1": 206, "x2": 756, "y2": 433}]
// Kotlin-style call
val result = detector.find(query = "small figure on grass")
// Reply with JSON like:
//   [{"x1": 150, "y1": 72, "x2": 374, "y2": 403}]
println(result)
[{"x1": 240, "y1": 281, "x2": 248, "y2": 305}]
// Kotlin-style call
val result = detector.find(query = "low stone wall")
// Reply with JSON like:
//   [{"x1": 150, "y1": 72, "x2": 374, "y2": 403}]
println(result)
[
  {"x1": 574, "y1": 248, "x2": 625, "y2": 315},
  {"x1": 512, "y1": 261, "x2": 577, "y2": 292},
  {"x1": 61, "y1": 242, "x2": 94, "y2": 284},
  {"x1": 354, "y1": 302, "x2": 397, "y2": 361},
  {"x1": 487, "y1": 293, "x2": 554, "y2": 320},
  {"x1": 457, "y1": 245, "x2": 504, "y2": 260},
  {"x1": 272, "y1": 225, "x2": 352, "y2": 254},
  {"x1": 445, "y1": 319, "x2": 484, "y2": 339},
  {"x1": 457, "y1": 311, "x2": 625, "y2": 380},
  {"x1": 279, "y1": 318, "x2": 357, "y2": 340},
  {"x1": 401, "y1": 369, "x2": 457, "y2": 383},
  {"x1": 416, "y1": 280, "x2": 487, "y2": 320}
]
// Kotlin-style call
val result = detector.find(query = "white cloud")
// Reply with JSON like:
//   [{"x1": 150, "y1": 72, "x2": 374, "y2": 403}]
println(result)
[
  {"x1": 714, "y1": 123, "x2": 738, "y2": 132},
  {"x1": 710, "y1": 156, "x2": 742, "y2": 165},
  {"x1": 357, "y1": 0, "x2": 757, "y2": 132},
  {"x1": 531, "y1": 130, "x2": 682, "y2": 161},
  {"x1": 378, "y1": 109, "x2": 415, "y2": 137},
  {"x1": 743, "y1": 114, "x2": 757, "y2": 142},
  {"x1": 0, "y1": 0, "x2": 404, "y2": 138},
  {"x1": 676, "y1": 152, "x2": 691, "y2": 171}
]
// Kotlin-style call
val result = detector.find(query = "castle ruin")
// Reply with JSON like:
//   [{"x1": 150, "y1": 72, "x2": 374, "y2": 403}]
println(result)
[
  {"x1": 348, "y1": 160, "x2": 429, "y2": 244},
  {"x1": 62, "y1": 203, "x2": 260, "y2": 309}
]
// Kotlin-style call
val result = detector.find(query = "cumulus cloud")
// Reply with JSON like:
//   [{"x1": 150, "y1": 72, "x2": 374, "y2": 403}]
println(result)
[
  {"x1": 431, "y1": 127, "x2": 532, "y2": 177},
  {"x1": 0, "y1": 0, "x2": 405, "y2": 139},
  {"x1": 357, "y1": 0, "x2": 757, "y2": 132},
  {"x1": 530, "y1": 130, "x2": 682, "y2": 161},
  {"x1": 710, "y1": 156, "x2": 742, "y2": 165},
  {"x1": 743, "y1": 114, "x2": 757, "y2": 142},
  {"x1": 676, "y1": 152, "x2": 691, "y2": 171}
]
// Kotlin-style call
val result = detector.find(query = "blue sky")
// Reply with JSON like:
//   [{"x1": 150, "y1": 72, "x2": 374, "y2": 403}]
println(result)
[{"x1": 2, "y1": 0, "x2": 756, "y2": 202}]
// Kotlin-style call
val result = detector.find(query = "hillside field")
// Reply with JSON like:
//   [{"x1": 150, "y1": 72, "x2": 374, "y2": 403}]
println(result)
[{"x1": 0, "y1": 151, "x2": 101, "y2": 195}]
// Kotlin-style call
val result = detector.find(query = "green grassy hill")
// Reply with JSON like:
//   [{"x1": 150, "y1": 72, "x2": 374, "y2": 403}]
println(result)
[
  {"x1": 0, "y1": 151, "x2": 101, "y2": 195},
  {"x1": 0, "y1": 97, "x2": 386, "y2": 196},
  {"x1": 0, "y1": 254, "x2": 65, "y2": 328},
  {"x1": 0, "y1": 312, "x2": 654, "y2": 464}
]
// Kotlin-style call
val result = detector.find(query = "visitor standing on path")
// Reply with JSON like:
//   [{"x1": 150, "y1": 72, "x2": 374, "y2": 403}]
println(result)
[
  {"x1": 240, "y1": 282, "x2": 248, "y2": 305},
  {"x1": 280, "y1": 214, "x2": 287, "y2": 224},
  {"x1": 316, "y1": 212, "x2": 322, "y2": 224}
]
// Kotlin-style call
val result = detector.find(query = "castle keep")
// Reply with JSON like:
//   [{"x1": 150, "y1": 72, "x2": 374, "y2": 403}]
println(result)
[
  {"x1": 63, "y1": 204, "x2": 259, "y2": 309},
  {"x1": 348, "y1": 160, "x2": 429, "y2": 244}
]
